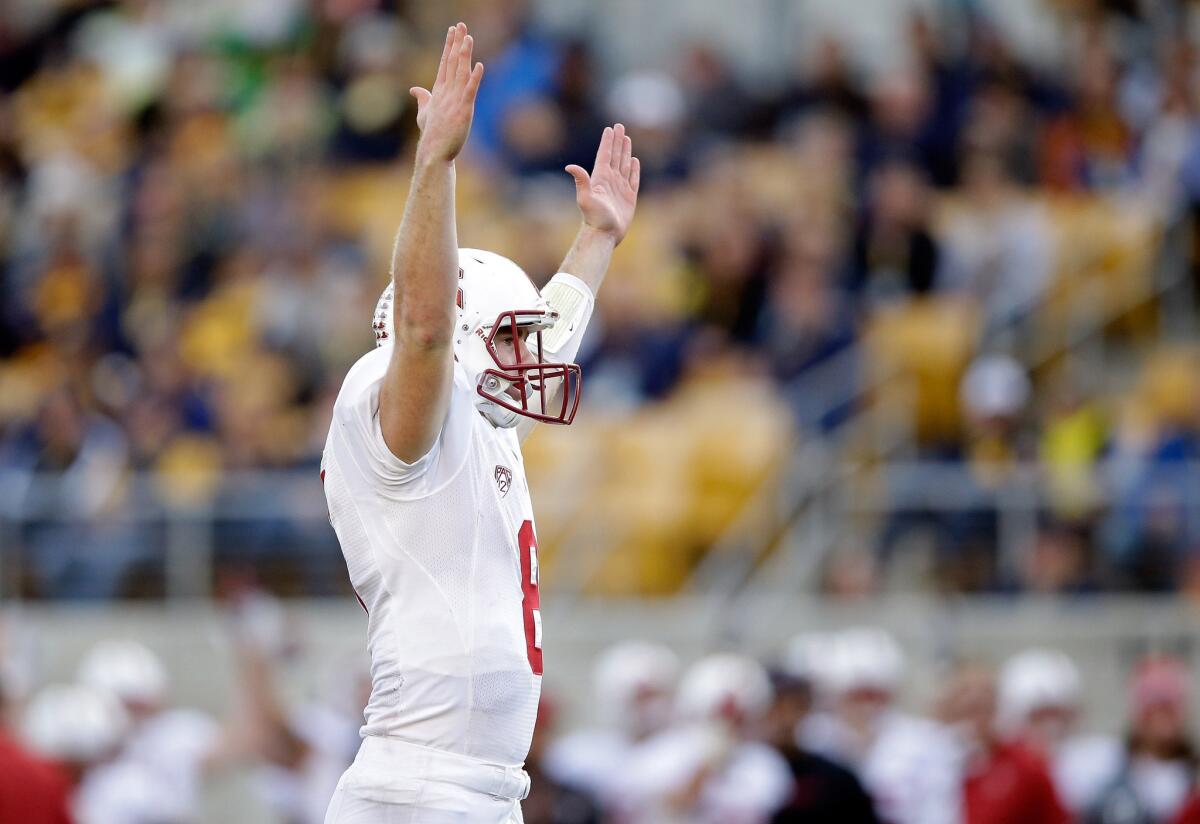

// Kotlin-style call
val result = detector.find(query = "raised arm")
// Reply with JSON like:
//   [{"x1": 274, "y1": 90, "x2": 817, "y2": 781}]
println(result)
[
  {"x1": 517, "y1": 124, "x2": 640, "y2": 441},
  {"x1": 379, "y1": 22, "x2": 484, "y2": 463},
  {"x1": 561, "y1": 122, "x2": 640, "y2": 292}
]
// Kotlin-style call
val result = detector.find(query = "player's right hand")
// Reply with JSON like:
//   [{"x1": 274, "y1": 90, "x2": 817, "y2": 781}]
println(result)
[{"x1": 410, "y1": 22, "x2": 484, "y2": 164}]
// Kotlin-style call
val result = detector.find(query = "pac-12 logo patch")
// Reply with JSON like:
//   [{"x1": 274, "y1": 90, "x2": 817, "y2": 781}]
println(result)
[{"x1": 495, "y1": 465, "x2": 512, "y2": 497}]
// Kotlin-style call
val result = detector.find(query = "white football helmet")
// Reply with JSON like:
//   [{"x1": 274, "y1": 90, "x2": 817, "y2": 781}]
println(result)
[
  {"x1": 997, "y1": 648, "x2": 1080, "y2": 733},
  {"x1": 24, "y1": 683, "x2": 129, "y2": 763},
  {"x1": 676, "y1": 653, "x2": 773, "y2": 726},
  {"x1": 594, "y1": 640, "x2": 680, "y2": 737},
  {"x1": 826, "y1": 627, "x2": 904, "y2": 695},
  {"x1": 78, "y1": 639, "x2": 168, "y2": 709},
  {"x1": 374, "y1": 249, "x2": 581, "y2": 429},
  {"x1": 781, "y1": 632, "x2": 834, "y2": 687}
]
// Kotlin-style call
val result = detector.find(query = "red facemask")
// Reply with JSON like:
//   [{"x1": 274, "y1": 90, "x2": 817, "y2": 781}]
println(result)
[{"x1": 475, "y1": 309, "x2": 582, "y2": 425}]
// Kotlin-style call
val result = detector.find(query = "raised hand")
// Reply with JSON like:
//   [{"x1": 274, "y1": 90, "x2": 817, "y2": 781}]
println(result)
[
  {"x1": 565, "y1": 123, "x2": 641, "y2": 245},
  {"x1": 410, "y1": 22, "x2": 485, "y2": 164}
]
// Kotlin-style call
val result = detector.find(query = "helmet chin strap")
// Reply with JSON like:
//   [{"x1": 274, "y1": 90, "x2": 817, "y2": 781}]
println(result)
[
  {"x1": 477, "y1": 397, "x2": 520, "y2": 429},
  {"x1": 474, "y1": 372, "x2": 527, "y2": 429}
]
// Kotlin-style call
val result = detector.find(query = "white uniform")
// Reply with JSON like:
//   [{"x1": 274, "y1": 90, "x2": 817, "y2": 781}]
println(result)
[
  {"x1": 802, "y1": 710, "x2": 964, "y2": 824},
  {"x1": 258, "y1": 702, "x2": 362, "y2": 824},
  {"x1": 620, "y1": 723, "x2": 792, "y2": 824},
  {"x1": 74, "y1": 759, "x2": 187, "y2": 824},
  {"x1": 1054, "y1": 734, "x2": 1123, "y2": 815},
  {"x1": 544, "y1": 729, "x2": 631, "y2": 809},
  {"x1": 75, "y1": 708, "x2": 219, "y2": 824},
  {"x1": 321, "y1": 346, "x2": 540, "y2": 823}
]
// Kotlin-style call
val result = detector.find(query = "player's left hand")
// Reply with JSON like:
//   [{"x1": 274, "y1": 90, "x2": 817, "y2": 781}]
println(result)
[{"x1": 565, "y1": 123, "x2": 640, "y2": 245}]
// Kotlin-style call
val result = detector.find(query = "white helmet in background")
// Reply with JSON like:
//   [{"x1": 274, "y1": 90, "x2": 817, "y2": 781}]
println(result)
[
  {"x1": 24, "y1": 683, "x2": 129, "y2": 763},
  {"x1": 781, "y1": 632, "x2": 835, "y2": 690},
  {"x1": 997, "y1": 648, "x2": 1080, "y2": 735},
  {"x1": 78, "y1": 640, "x2": 168, "y2": 710},
  {"x1": 373, "y1": 249, "x2": 581, "y2": 429},
  {"x1": 676, "y1": 653, "x2": 773, "y2": 726},
  {"x1": 594, "y1": 640, "x2": 679, "y2": 736},
  {"x1": 826, "y1": 628, "x2": 904, "y2": 695}
]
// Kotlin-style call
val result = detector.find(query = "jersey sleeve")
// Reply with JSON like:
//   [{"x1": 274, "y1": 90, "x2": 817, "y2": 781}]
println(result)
[{"x1": 327, "y1": 346, "x2": 475, "y2": 494}]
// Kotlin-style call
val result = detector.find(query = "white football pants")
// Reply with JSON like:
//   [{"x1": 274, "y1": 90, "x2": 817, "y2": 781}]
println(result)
[{"x1": 323, "y1": 736, "x2": 528, "y2": 824}]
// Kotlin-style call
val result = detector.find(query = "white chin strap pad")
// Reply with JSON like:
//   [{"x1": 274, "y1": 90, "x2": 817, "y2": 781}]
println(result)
[{"x1": 478, "y1": 396, "x2": 521, "y2": 429}]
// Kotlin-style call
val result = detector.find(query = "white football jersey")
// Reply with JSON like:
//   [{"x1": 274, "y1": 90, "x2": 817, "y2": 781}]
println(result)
[
  {"x1": 620, "y1": 723, "x2": 792, "y2": 824},
  {"x1": 321, "y1": 346, "x2": 543, "y2": 768},
  {"x1": 544, "y1": 728, "x2": 631, "y2": 809},
  {"x1": 1054, "y1": 734, "x2": 1122, "y2": 814},
  {"x1": 257, "y1": 702, "x2": 361, "y2": 824},
  {"x1": 801, "y1": 710, "x2": 964, "y2": 824}
]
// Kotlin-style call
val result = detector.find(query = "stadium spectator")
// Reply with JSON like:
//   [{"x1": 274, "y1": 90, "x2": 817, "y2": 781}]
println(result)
[
  {"x1": 0, "y1": 386, "x2": 142, "y2": 598},
  {"x1": 470, "y1": 0, "x2": 563, "y2": 162},
  {"x1": 771, "y1": 35, "x2": 868, "y2": 130},
  {"x1": 605, "y1": 71, "x2": 690, "y2": 189},
  {"x1": 937, "y1": 148, "x2": 1053, "y2": 335},
  {"x1": 848, "y1": 158, "x2": 943, "y2": 307},
  {"x1": 0, "y1": 0, "x2": 1197, "y2": 601},
  {"x1": 498, "y1": 39, "x2": 605, "y2": 178}
]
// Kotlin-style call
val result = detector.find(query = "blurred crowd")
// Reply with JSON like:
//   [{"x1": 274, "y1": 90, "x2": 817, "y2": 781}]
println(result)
[
  {"x1": 7, "y1": 606, "x2": 1200, "y2": 824},
  {"x1": 4, "y1": 0, "x2": 1200, "y2": 597}
]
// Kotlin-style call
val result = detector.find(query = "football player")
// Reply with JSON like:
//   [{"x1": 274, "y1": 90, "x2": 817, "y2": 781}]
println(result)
[
  {"x1": 75, "y1": 640, "x2": 228, "y2": 822},
  {"x1": 544, "y1": 640, "x2": 680, "y2": 811},
  {"x1": 996, "y1": 648, "x2": 1121, "y2": 816},
  {"x1": 799, "y1": 628, "x2": 962, "y2": 824},
  {"x1": 620, "y1": 653, "x2": 792, "y2": 824},
  {"x1": 320, "y1": 21, "x2": 639, "y2": 824}
]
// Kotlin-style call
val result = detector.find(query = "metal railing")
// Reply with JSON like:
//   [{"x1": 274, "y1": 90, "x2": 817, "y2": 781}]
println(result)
[
  {"x1": 3, "y1": 451, "x2": 1200, "y2": 603},
  {"x1": 0, "y1": 469, "x2": 339, "y2": 601},
  {"x1": 705, "y1": 201, "x2": 1194, "y2": 599}
]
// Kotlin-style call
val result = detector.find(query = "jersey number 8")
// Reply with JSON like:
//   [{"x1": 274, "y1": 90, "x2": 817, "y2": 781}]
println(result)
[{"x1": 518, "y1": 520, "x2": 542, "y2": 675}]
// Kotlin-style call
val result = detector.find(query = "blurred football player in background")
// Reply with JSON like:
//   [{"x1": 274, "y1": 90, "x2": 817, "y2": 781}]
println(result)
[
  {"x1": 938, "y1": 662, "x2": 1069, "y2": 824},
  {"x1": 763, "y1": 662, "x2": 880, "y2": 824},
  {"x1": 66, "y1": 639, "x2": 242, "y2": 823},
  {"x1": 0, "y1": 663, "x2": 72, "y2": 824},
  {"x1": 521, "y1": 696, "x2": 601, "y2": 824},
  {"x1": 620, "y1": 653, "x2": 791, "y2": 824},
  {"x1": 76, "y1": 640, "x2": 230, "y2": 815},
  {"x1": 23, "y1": 681, "x2": 151, "y2": 823},
  {"x1": 544, "y1": 639, "x2": 679, "y2": 814},
  {"x1": 801, "y1": 627, "x2": 962, "y2": 824},
  {"x1": 997, "y1": 648, "x2": 1121, "y2": 816},
  {"x1": 227, "y1": 590, "x2": 367, "y2": 824}
]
